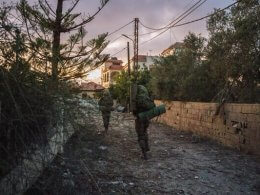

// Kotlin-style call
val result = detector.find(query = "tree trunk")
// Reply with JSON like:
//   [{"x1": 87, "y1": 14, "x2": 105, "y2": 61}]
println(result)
[{"x1": 52, "y1": 0, "x2": 63, "y2": 83}]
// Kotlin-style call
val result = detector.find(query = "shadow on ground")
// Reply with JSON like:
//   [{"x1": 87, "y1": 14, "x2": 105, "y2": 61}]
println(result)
[{"x1": 26, "y1": 112, "x2": 260, "y2": 195}]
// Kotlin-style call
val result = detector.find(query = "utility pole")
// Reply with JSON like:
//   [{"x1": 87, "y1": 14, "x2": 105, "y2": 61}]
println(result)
[
  {"x1": 133, "y1": 18, "x2": 139, "y2": 73},
  {"x1": 127, "y1": 42, "x2": 131, "y2": 76},
  {"x1": 127, "y1": 41, "x2": 131, "y2": 112},
  {"x1": 130, "y1": 18, "x2": 139, "y2": 113}
]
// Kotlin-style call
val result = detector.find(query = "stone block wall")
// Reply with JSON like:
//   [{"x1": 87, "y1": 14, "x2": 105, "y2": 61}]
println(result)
[{"x1": 155, "y1": 100, "x2": 260, "y2": 156}]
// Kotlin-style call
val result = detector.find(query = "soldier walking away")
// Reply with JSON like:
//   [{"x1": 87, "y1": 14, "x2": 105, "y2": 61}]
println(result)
[
  {"x1": 133, "y1": 85, "x2": 155, "y2": 160},
  {"x1": 98, "y1": 90, "x2": 113, "y2": 133}
]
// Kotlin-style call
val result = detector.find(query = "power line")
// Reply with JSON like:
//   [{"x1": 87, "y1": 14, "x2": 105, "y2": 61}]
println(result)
[
  {"x1": 110, "y1": 47, "x2": 127, "y2": 57},
  {"x1": 139, "y1": 1, "x2": 238, "y2": 47},
  {"x1": 124, "y1": 0, "x2": 200, "y2": 37},
  {"x1": 109, "y1": 0, "x2": 207, "y2": 57},
  {"x1": 136, "y1": 0, "x2": 206, "y2": 37},
  {"x1": 109, "y1": 35, "x2": 123, "y2": 44},
  {"x1": 123, "y1": 0, "x2": 202, "y2": 37},
  {"x1": 101, "y1": 21, "x2": 132, "y2": 57},
  {"x1": 139, "y1": 0, "x2": 205, "y2": 31},
  {"x1": 170, "y1": 1, "x2": 238, "y2": 28},
  {"x1": 107, "y1": 20, "x2": 134, "y2": 37},
  {"x1": 140, "y1": 0, "x2": 238, "y2": 46},
  {"x1": 93, "y1": 1, "x2": 239, "y2": 71},
  {"x1": 140, "y1": 0, "x2": 208, "y2": 46}
]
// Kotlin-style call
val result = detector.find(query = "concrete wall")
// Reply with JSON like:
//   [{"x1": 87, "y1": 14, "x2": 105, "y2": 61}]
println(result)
[
  {"x1": 155, "y1": 100, "x2": 260, "y2": 156},
  {"x1": 0, "y1": 106, "x2": 75, "y2": 194}
]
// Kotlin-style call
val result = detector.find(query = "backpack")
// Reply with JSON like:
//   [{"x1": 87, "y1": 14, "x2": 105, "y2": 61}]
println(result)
[{"x1": 135, "y1": 85, "x2": 155, "y2": 113}]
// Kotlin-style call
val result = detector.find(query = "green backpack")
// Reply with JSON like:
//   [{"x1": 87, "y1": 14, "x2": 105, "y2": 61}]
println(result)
[{"x1": 135, "y1": 85, "x2": 155, "y2": 113}]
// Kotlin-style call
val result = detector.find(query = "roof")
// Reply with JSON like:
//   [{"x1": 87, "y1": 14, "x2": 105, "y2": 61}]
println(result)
[
  {"x1": 105, "y1": 57, "x2": 123, "y2": 65},
  {"x1": 131, "y1": 55, "x2": 147, "y2": 62},
  {"x1": 161, "y1": 42, "x2": 184, "y2": 55},
  {"x1": 109, "y1": 65, "x2": 124, "y2": 70},
  {"x1": 103, "y1": 64, "x2": 124, "y2": 72},
  {"x1": 168, "y1": 42, "x2": 184, "y2": 49},
  {"x1": 67, "y1": 81, "x2": 80, "y2": 89},
  {"x1": 80, "y1": 82, "x2": 104, "y2": 91}
]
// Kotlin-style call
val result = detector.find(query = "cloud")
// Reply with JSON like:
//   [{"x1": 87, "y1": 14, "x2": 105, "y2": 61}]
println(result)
[
  {"x1": 4, "y1": 0, "x2": 234, "y2": 80},
  {"x1": 5, "y1": 0, "x2": 234, "y2": 58}
]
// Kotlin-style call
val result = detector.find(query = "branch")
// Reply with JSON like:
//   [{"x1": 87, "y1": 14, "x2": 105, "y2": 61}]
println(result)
[
  {"x1": 61, "y1": 0, "x2": 80, "y2": 21},
  {"x1": 61, "y1": 0, "x2": 109, "y2": 32},
  {"x1": 43, "y1": 0, "x2": 56, "y2": 16},
  {"x1": 38, "y1": 0, "x2": 55, "y2": 21}
]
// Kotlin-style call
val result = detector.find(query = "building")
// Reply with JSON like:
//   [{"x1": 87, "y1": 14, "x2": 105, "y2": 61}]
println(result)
[
  {"x1": 161, "y1": 42, "x2": 184, "y2": 57},
  {"x1": 123, "y1": 55, "x2": 161, "y2": 72},
  {"x1": 80, "y1": 81, "x2": 104, "y2": 98},
  {"x1": 101, "y1": 57, "x2": 124, "y2": 88}
]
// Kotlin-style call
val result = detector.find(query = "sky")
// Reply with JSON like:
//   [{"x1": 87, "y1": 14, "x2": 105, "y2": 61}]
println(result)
[
  {"x1": 2, "y1": 0, "x2": 234, "y2": 82},
  {"x1": 82, "y1": 0, "x2": 234, "y2": 82}
]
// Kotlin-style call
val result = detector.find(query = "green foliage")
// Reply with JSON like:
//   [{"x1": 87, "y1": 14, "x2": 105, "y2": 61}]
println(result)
[
  {"x1": 110, "y1": 66, "x2": 152, "y2": 105},
  {"x1": 150, "y1": 32, "x2": 213, "y2": 101},
  {"x1": 109, "y1": 71, "x2": 131, "y2": 105},
  {"x1": 0, "y1": 0, "x2": 110, "y2": 177},
  {"x1": 7, "y1": 0, "x2": 110, "y2": 82},
  {"x1": 206, "y1": 0, "x2": 260, "y2": 102},
  {"x1": 0, "y1": 16, "x2": 54, "y2": 176},
  {"x1": 151, "y1": 1, "x2": 259, "y2": 103}
]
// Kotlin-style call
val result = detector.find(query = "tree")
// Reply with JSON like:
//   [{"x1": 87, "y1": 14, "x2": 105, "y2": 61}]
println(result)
[
  {"x1": 109, "y1": 71, "x2": 130, "y2": 105},
  {"x1": 0, "y1": 0, "x2": 110, "y2": 178},
  {"x1": 150, "y1": 32, "x2": 213, "y2": 101},
  {"x1": 206, "y1": 0, "x2": 260, "y2": 102},
  {"x1": 2, "y1": 0, "x2": 109, "y2": 85},
  {"x1": 110, "y1": 66, "x2": 152, "y2": 105}
]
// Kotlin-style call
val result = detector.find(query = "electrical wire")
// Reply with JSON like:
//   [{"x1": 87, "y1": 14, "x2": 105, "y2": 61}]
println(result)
[
  {"x1": 140, "y1": 1, "x2": 239, "y2": 46},
  {"x1": 109, "y1": 35, "x2": 123, "y2": 44},
  {"x1": 108, "y1": 0, "x2": 207, "y2": 57},
  {"x1": 100, "y1": 21, "x2": 132, "y2": 58},
  {"x1": 110, "y1": 47, "x2": 127, "y2": 57},
  {"x1": 107, "y1": 20, "x2": 134, "y2": 37},
  {"x1": 140, "y1": 0, "x2": 211, "y2": 46},
  {"x1": 98, "y1": 1, "x2": 240, "y2": 67},
  {"x1": 170, "y1": 1, "x2": 238, "y2": 28},
  {"x1": 103, "y1": 21, "x2": 132, "y2": 56},
  {"x1": 139, "y1": 0, "x2": 205, "y2": 31},
  {"x1": 130, "y1": 0, "x2": 206, "y2": 37}
]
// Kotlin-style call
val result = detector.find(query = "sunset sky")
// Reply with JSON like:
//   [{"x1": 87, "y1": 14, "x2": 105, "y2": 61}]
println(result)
[
  {"x1": 82, "y1": 0, "x2": 234, "y2": 81},
  {"x1": 75, "y1": 0, "x2": 233, "y2": 57},
  {"x1": 3, "y1": 0, "x2": 235, "y2": 81}
]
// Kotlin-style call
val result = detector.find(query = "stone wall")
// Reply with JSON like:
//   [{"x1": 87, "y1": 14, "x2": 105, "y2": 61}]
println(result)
[
  {"x1": 155, "y1": 100, "x2": 260, "y2": 156},
  {"x1": 0, "y1": 107, "x2": 75, "y2": 194}
]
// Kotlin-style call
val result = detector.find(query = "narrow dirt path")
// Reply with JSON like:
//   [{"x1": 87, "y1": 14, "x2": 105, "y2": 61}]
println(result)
[{"x1": 27, "y1": 112, "x2": 260, "y2": 195}]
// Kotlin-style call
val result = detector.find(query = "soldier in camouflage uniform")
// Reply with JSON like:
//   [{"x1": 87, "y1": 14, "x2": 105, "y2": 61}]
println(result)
[
  {"x1": 98, "y1": 90, "x2": 113, "y2": 133},
  {"x1": 134, "y1": 85, "x2": 155, "y2": 160}
]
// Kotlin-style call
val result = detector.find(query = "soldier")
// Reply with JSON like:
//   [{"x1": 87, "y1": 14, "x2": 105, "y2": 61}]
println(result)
[
  {"x1": 133, "y1": 85, "x2": 155, "y2": 160},
  {"x1": 98, "y1": 89, "x2": 113, "y2": 133}
]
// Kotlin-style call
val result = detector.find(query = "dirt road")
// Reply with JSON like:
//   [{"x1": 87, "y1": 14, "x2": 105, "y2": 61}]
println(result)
[{"x1": 27, "y1": 112, "x2": 260, "y2": 195}]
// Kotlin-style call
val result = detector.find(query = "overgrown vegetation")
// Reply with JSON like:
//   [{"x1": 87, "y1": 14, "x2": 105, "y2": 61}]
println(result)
[
  {"x1": 109, "y1": 66, "x2": 151, "y2": 106},
  {"x1": 0, "y1": 0, "x2": 109, "y2": 178},
  {"x1": 150, "y1": 33, "x2": 215, "y2": 101},
  {"x1": 150, "y1": 0, "x2": 259, "y2": 103}
]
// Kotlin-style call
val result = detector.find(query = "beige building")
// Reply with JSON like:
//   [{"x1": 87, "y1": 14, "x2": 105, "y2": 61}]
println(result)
[
  {"x1": 161, "y1": 42, "x2": 184, "y2": 57},
  {"x1": 123, "y1": 55, "x2": 161, "y2": 72},
  {"x1": 80, "y1": 82, "x2": 104, "y2": 98},
  {"x1": 101, "y1": 57, "x2": 123, "y2": 88}
]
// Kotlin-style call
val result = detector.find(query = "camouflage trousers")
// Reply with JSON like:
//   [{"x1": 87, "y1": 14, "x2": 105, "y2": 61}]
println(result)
[
  {"x1": 101, "y1": 111, "x2": 111, "y2": 130},
  {"x1": 135, "y1": 118, "x2": 150, "y2": 159}
]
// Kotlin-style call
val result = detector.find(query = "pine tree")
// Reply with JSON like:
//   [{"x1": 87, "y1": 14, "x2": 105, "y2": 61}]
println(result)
[{"x1": 15, "y1": 0, "x2": 110, "y2": 84}]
